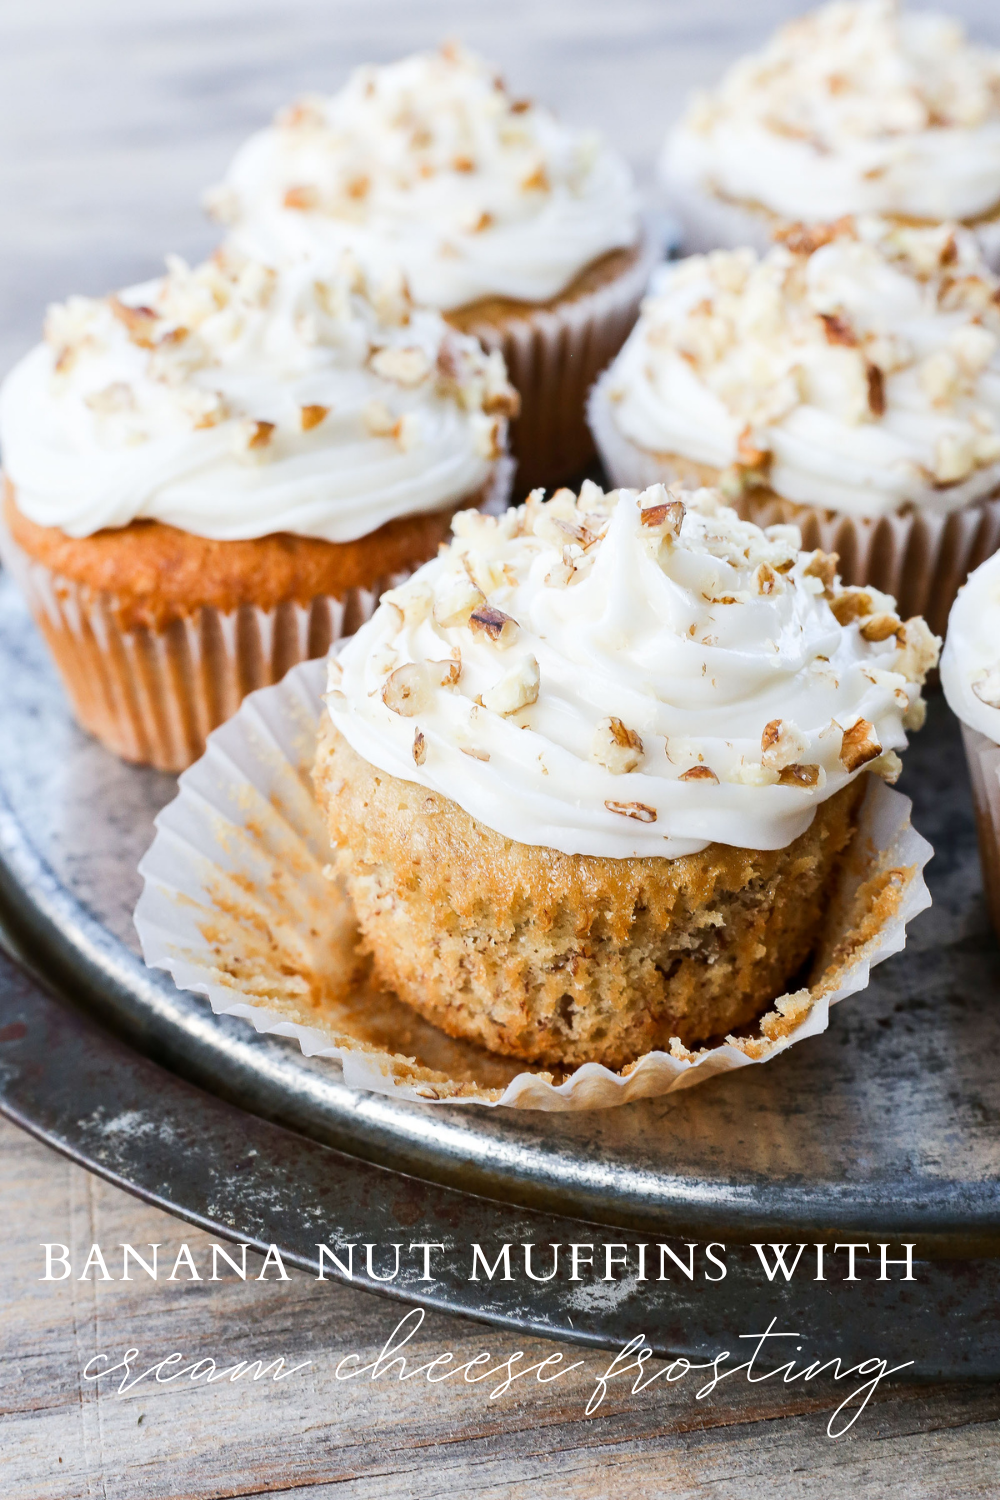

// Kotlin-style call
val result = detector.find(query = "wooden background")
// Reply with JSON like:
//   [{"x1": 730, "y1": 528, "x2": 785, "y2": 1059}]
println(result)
[{"x1": 4, "y1": 0, "x2": 1000, "y2": 1493}]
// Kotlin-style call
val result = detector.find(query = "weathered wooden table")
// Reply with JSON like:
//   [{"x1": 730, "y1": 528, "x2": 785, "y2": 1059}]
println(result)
[{"x1": 4, "y1": 0, "x2": 1000, "y2": 1493}]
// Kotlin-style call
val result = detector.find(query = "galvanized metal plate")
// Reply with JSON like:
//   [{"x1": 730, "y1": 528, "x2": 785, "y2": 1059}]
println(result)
[{"x1": 1, "y1": 571, "x2": 999, "y2": 1253}]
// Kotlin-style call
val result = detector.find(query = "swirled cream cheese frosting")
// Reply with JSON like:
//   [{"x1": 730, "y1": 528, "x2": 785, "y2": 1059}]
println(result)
[
  {"x1": 941, "y1": 552, "x2": 1000, "y2": 738},
  {"x1": 205, "y1": 44, "x2": 640, "y2": 311},
  {"x1": 325, "y1": 481, "x2": 938, "y2": 858},
  {"x1": 599, "y1": 217, "x2": 1000, "y2": 519},
  {"x1": 0, "y1": 248, "x2": 516, "y2": 543},
  {"x1": 663, "y1": 0, "x2": 1000, "y2": 225}
]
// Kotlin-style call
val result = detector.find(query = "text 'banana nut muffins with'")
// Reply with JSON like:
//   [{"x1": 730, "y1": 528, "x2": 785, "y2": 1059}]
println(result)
[
  {"x1": 0, "y1": 248, "x2": 515, "y2": 771},
  {"x1": 205, "y1": 43, "x2": 655, "y2": 487},
  {"x1": 590, "y1": 215, "x2": 1000, "y2": 635},
  {"x1": 315, "y1": 481, "x2": 939, "y2": 1071},
  {"x1": 661, "y1": 0, "x2": 1000, "y2": 265}
]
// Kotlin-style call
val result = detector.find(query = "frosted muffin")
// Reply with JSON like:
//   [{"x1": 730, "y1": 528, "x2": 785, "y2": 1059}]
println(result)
[
  {"x1": 662, "y1": 0, "x2": 1000, "y2": 267},
  {"x1": 205, "y1": 44, "x2": 655, "y2": 487},
  {"x1": 0, "y1": 248, "x2": 515, "y2": 771},
  {"x1": 590, "y1": 216, "x2": 1000, "y2": 635},
  {"x1": 315, "y1": 481, "x2": 938, "y2": 1070},
  {"x1": 941, "y1": 553, "x2": 1000, "y2": 937}
]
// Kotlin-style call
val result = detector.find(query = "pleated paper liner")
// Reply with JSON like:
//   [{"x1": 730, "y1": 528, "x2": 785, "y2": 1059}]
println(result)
[
  {"x1": 957, "y1": 723, "x2": 1000, "y2": 941},
  {"x1": 453, "y1": 228, "x2": 661, "y2": 492},
  {"x1": 0, "y1": 464, "x2": 513, "y2": 774},
  {"x1": 134, "y1": 657, "x2": 932, "y2": 1112},
  {"x1": 589, "y1": 377, "x2": 1000, "y2": 639}
]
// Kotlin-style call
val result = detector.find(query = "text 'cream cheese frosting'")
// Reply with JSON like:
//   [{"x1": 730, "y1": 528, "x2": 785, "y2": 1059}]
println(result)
[
  {"x1": 942, "y1": 552, "x2": 1000, "y2": 739},
  {"x1": 206, "y1": 44, "x2": 640, "y2": 311},
  {"x1": 663, "y1": 0, "x2": 1000, "y2": 225},
  {"x1": 0, "y1": 248, "x2": 517, "y2": 543},
  {"x1": 600, "y1": 217, "x2": 1000, "y2": 519},
  {"x1": 325, "y1": 481, "x2": 939, "y2": 858}
]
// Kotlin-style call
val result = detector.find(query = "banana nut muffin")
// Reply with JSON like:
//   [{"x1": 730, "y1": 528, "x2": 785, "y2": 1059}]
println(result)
[
  {"x1": 205, "y1": 43, "x2": 655, "y2": 486},
  {"x1": 590, "y1": 216, "x2": 1000, "y2": 633},
  {"x1": 315, "y1": 481, "x2": 939, "y2": 1070},
  {"x1": 0, "y1": 247, "x2": 516, "y2": 769},
  {"x1": 661, "y1": 0, "x2": 1000, "y2": 265}
]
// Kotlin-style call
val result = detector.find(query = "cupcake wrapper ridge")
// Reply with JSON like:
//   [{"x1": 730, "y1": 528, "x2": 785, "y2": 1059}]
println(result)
[
  {"x1": 461, "y1": 228, "x2": 660, "y2": 492},
  {"x1": 0, "y1": 460, "x2": 513, "y2": 773},
  {"x1": 134, "y1": 657, "x2": 932, "y2": 1112}
]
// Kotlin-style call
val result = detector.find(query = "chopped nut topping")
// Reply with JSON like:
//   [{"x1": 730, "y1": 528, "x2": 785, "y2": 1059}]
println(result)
[
  {"x1": 802, "y1": 550, "x2": 839, "y2": 596},
  {"x1": 775, "y1": 218, "x2": 854, "y2": 257},
  {"x1": 894, "y1": 618, "x2": 941, "y2": 682},
  {"x1": 591, "y1": 717, "x2": 644, "y2": 775},
  {"x1": 639, "y1": 498, "x2": 685, "y2": 537},
  {"x1": 605, "y1": 800, "x2": 657, "y2": 822},
  {"x1": 108, "y1": 298, "x2": 159, "y2": 348},
  {"x1": 866, "y1": 362, "x2": 886, "y2": 417},
  {"x1": 830, "y1": 588, "x2": 874, "y2": 625},
  {"x1": 839, "y1": 718, "x2": 882, "y2": 772},
  {"x1": 434, "y1": 575, "x2": 486, "y2": 628},
  {"x1": 819, "y1": 313, "x2": 857, "y2": 347},
  {"x1": 761, "y1": 718, "x2": 808, "y2": 770},
  {"x1": 482, "y1": 654, "x2": 540, "y2": 716},
  {"x1": 677, "y1": 764, "x2": 719, "y2": 784},
  {"x1": 412, "y1": 729, "x2": 427, "y2": 765},
  {"x1": 461, "y1": 745, "x2": 490, "y2": 762},
  {"x1": 778, "y1": 763, "x2": 821, "y2": 788},
  {"x1": 860, "y1": 612, "x2": 902, "y2": 642},
  {"x1": 370, "y1": 346, "x2": 432, "y2": 386},
  {"x1": 973, "y1": 666, "x2": 1000, "y2": 709},
  {"x1": 247, "y1": 420, "x2": 275, "y2": 450},
  {"x1": 283, "y1": 185, "x2": 321, "y2": 211},
  {"x1": 868, "y1": 750, "x2": 903, "y2": 784},
  {"x1": 382, "y1": 662, "x2": 433, "y2": 716},
  {"x1": 300, "y1": 404, "x2": 329, "y2": 430},
  {"x1": 469, "y1": 604, "x2": 519, "y2": 648}
]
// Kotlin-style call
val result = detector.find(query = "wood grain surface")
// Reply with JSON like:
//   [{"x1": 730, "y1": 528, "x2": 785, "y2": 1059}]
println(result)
[
  {"x1": 4, "y1": 1, "x2": 1000, "y2": 1494},
  {"x1": 2, "y1": 1116, "x2": 1000, "y2": 1499}
]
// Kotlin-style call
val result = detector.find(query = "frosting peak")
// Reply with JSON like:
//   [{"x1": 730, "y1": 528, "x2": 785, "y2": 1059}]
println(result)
[
  {"x1": 663, "y1": 0, "x2": 1000, "y2": 224},
  {"x1": 0, "y1": 248, "x2": 516, "y2": 542},
  {"x1": 207, "y1": 44, "x2": 640, "y2": 310},
  {"x1": 602, "y1": 217, "x2": 1000, "y2": 518},
  {"x1": 326, "y1": 481, "x2": 938, "y2": 858}
]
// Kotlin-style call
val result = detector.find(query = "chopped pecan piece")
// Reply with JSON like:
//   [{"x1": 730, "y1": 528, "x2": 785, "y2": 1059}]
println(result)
[
  {"x1": 469, "y1": 605, "x2": 519, "y2": 648},
  {"x1": 866, "y1": 362, "x2": 886, "y2": 417},
  {"x1": 819, "y1": 313, "x2": 857, "y2": 347},
  {"x1": 678, "y1": 765, "x2": 719, "y2": 783},
  {"x1": 412, "y1": 729, "x2": 427, "y2": 766},
  {"x1": 860, "y1": 612, "x2": 902, "y2": 642},
  {"x1": 840, "y1": 718, "x2": 882, "y2": 772},
  {"x1": 605, "y1": 800, "x2": 657, "y2": 822},
  {"x1": 300, "y1": 404, "x2": 329, "y2": 430},
  {"x1": 778, "y1": 763, "x2": 821, "y2": 788}
]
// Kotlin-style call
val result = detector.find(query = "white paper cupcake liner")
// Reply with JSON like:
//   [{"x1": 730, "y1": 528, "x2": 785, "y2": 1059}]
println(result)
[
  {"x1": 957, "y1": 722, "x2": 1000, "y2": 940},
  {"x1": 134, "y1": 656, "x2": 932, "y2": 1112},
  {"x1": 457, "y1": 228, "x2": 661, "y2": 491},
  {"x1": 0, "y1": 462, "x2": 512, "y2": 773},
  {"x1": 589, "y1": 376, "x2": 1000, "y2": 638}
]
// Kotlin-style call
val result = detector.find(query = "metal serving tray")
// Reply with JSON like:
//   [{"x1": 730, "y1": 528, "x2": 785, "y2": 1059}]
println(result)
[{"x1": 2, "y1": 570, "x2": 1000, "y2": 1373}]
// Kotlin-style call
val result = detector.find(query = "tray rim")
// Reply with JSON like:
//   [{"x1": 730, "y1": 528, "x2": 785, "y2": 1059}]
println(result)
[{"x1": 3, "y1": 773, "x2": 1000, "y2": 1252}]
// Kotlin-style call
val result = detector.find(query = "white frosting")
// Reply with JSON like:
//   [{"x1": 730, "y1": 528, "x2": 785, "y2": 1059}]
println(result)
[
  {"x1": 326, "y1": 481, "x2": 937, "y2": 859},
  {"x1": 941, "y1": 551, "x2": 1000, "y2": 738},
  {"x1": 602, "y1": 219, "x2": 1000, "y2": 520},
  {"x1": 207, "y1": 45, "x2": 640, "y2": 311},
  {"x1": 0, "y1": 250, "x2": 515, "y2": 543},
  {"x1": 663, "y1": 0, "x2": 1000, "y2": 226}
]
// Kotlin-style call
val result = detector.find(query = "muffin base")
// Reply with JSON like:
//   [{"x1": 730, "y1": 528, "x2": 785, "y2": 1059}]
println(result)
[
  {"x1": 314, "y1": 721, "x2": 866, "y2": 1071},
  {"x1": 589, "y1": 384, "x2": 1000, "y2": 638},
  {"x1": 447, "y1": 231, "x2": 658, "y2": 491},
  {"x1": 1, "y1": 469, "x2": 507, "y2": 772}
]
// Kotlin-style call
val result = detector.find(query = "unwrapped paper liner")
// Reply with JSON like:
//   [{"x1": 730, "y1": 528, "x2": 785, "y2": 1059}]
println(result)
[
  {"x1": 589, "y1": 375, "x2": 1000, "y2": 639},
  {"x1": 455, "y1": 227, "x2": 660, "y2": 490},
  {"x1": 0, "y1": 462, "x2": 511, "y2": 773},
  {"x1": 659, "y1": 164, "x2": 1000, "y2": 271},
  {"x1": 135, "y1": 657, "x2": 932, "y2": 1112}
]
